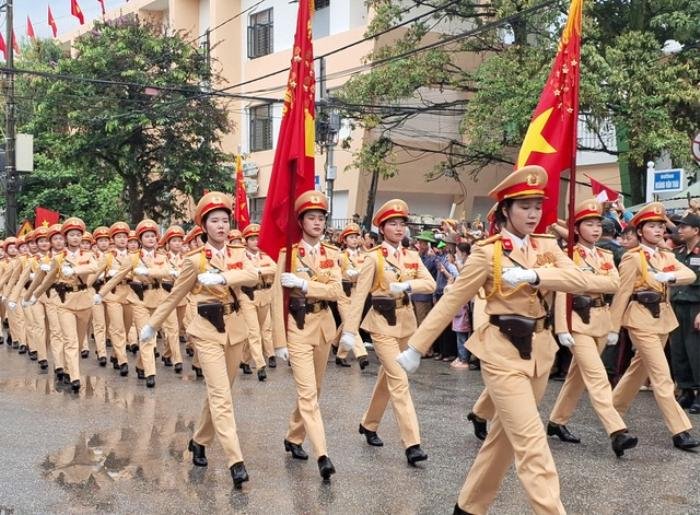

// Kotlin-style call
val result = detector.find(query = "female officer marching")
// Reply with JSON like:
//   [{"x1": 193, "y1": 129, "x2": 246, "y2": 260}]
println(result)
[
  {"x1": 341, "y1": 199, "x2": 436, "y2": 465},
  {"x1": 398, "y1": 166, "x2": 613, "y2": 515},
  {"x1": 138, "y1": 192, "x2": 258, "y2": 487}
]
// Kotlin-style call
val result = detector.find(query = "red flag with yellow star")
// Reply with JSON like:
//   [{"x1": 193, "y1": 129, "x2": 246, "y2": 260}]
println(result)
[
  {"x1": 234, "y1": 155, "x2": 251, "y2": 230},
  {"x1": 516, "y1": 0, "x2": 582, "y2": 232},
  {"x1": 258, "y1": 0, "x2": 316, "y2": 261}
]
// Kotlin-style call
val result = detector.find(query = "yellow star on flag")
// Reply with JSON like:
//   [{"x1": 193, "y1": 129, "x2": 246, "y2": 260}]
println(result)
[{"x1": 517, "y1": 107, "x2": 557, "y2": 168}]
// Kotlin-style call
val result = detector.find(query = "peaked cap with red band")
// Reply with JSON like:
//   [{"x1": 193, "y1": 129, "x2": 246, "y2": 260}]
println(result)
[
  {"x1": 34, "y1": 226, "x2": 50, "y2": 240},
  {"x1": 48, "y1": 224, "x2": 63, "y2": 240},
  {"x1": 339, "y1": 222, "x2": 361, "y2": 242},
  {"x1": 109, "y1": 222, "x2": 130, "y2": 239},
  {"x1": 61, "y1": 217, "x2": 86, "y2": 235},
  {"x1": 373, "y1": 199, "x2": 409, "y2": 227},
  {"x1": 162, "y1": 225, "x2": 185, "y2": 245},
  {"x1": 294, "y1": 190, "x2": 328, "y2": 217},
  {"x1": 574, "y1": 198, "x2": 603, "y2": 224},
  {"x1": 489, "y1": 165, "x2": 548, "y2": 202},
  {"x1": 135, "y1": 219, "x2": 160, "y2": 239},
  {"x1": 630, "y1": 201, "x2": 666, "y2": 227},
  {"x1": 194, "y1": 191, "x2": 233, "y2": 227},
  {"x1": 93, "y1": 226, "x2": 110, "y2": 240},
  {"x1": 82, "y1": 231, "x2": 94, "y2": 243},
  {"x1": 184, "y1": 226, "x2": 204, "y2": 244},
  {"x1": 242, "y1": 224, "x2": 260, "y2": 239}
]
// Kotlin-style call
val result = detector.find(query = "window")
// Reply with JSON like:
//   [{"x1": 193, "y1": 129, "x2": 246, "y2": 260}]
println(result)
[
  {"x1": 249, "y1": 104, "x2": 273, "y2": 152},
  {"x1": 247, "y1": 9, "x2": 273, "y2": 59},
  {"x1": 313, "y1": 0, "x2": 330, "y2": 39},
  {"x1": 315, "y1": 0, "x2": 330, "y2": 8}
]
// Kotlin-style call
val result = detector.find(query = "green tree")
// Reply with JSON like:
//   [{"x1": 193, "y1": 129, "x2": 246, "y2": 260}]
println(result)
[
  {"x1": 15, "y1": 19, "x2": 233, "y2": 225},
  {"x1": 339, "y1": 0, "x2": 700, "y2": 204}
]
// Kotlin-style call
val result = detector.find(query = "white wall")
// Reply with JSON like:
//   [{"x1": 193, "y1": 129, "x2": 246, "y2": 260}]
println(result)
[{"x1": 198, "y1": 0, "x2": 210, "y2": 34}]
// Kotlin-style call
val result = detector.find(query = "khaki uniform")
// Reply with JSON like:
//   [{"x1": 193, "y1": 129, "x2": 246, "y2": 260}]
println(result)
[
  {"x1": 240, "y1": 249, "x2": 276, "y2": 369},
  {"x1": 96, "y1": 250, "x2": 134, "y2": 367},
  {"x1": 100, "y1": 249, "x2": 174, "y2": 378},
  {"x1": 345, "y1": 243, "x2": 436, "y2": 447},
  {"x1": 3, "y1": 255, "x2": 27, "y2": 347},
  {"x1": 336, "y1": 248, "x2": 369, "y2": 360},
  {"x1": 271, "y1": 241, "x2": 343, "y2": 458},
  {"x1": 33, "y1": 250, "x2": 99, "y2": 382},
  {"x1": 25, "y1": 252, "x2": 68, "y2": 372},
  {"x1": 9, "y1": 255, "x2": 48, "y2": 362},
  {"x1": 407, "y1": 231, "x2": 611, "y2": 515},
  {"x1": 548, "y1": 244, "x2": 626, "y2": 434},
  {"x1": 610, "y1": 245, "x2": 696, "y2": 435},
  {"x1": 148, "y1": 244, "x2": 258, "y2": 466},
  {"x1": 159, "y1": 251, "x2": 185, "y2": 366}
]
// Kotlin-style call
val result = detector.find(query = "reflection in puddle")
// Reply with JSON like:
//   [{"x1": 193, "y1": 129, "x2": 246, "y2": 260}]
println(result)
[{"x1": 0, "y1": 376, "x2": 147, "y2": 409}]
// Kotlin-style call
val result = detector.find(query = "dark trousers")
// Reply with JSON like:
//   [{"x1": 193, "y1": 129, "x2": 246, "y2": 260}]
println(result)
[{"x1": 671, "y1": 302, "x2": 700, "y2": 389}]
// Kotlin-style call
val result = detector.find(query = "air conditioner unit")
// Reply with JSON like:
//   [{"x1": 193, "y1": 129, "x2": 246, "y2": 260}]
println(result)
[
  {"x1": 244, "y1": 178, "x2": 258, "y2": 194},
  {"x1": 243, "y1": 162, "x2": 259, "y2": 177}
]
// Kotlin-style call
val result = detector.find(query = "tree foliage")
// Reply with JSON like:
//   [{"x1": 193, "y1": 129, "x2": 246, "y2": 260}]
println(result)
[
  {"x1": 338, "y1": 0, "x2": 700, "y2": 203},
  {"x1": 10, "y1": 19, "x2": 234, "y2": 226}
]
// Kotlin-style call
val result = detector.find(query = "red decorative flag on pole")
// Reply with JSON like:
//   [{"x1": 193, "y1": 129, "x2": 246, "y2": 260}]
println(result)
[
  {"x1": 12, "y1": 31, "x2": 20, "y2": 55},
  {"x1": 27, "y1": 16, "x2": 36, "y2": 41},
  {"x1": 234, "y1": 155, "x2": 251, "y2": 229},
  {"x1": 98, "y1": 0, "x2": 107, "y2": 16},
  {"x1": 71, "y1": 0, "x2": 86, "y2": 25},
  {"x1": 48, "y1": 6, "x2": 59, "y2": 37},
  {"x1": 586, "y1": 174, "x2": 620, "y2": 203},
  {"x1": 258, "y1": 0, "x2": 316, "y2": 261},
  {"x1": 515, "y1": 0, "x2": 582, "y2": 233},
  {"x1": 35, "y1": 207, "x2": 60, "y2": 228},
  {"x1": 0, "y1": 34, "x2": 6, "y2": 61}
]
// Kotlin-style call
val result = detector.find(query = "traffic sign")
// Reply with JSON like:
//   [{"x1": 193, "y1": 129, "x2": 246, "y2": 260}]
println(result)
[
  {"x1": 692, "y1": 132, "x2": 700, "y2": 164},
  {"x1": 651, "y1": 168, "x2": 684, "y2": 193}
]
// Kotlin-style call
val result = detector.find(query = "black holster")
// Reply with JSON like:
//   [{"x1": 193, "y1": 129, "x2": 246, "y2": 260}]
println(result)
[
  {"x1": 129, "y1": 282, "x2": 145, "y2": 301},
  {"x1": 162, "y1": 282, "x2": 173, "y2": 293},
  {"x1": 288, "y1": 297, "x2": 306, "y2": 330},
  {"x1": 633, "y1": 291, "x2": 662, "y2": 318},
  {"x1": 572, "y1": 295, "x2": 592, "y2": 324},
  {"x1": 241, "y1": 286, "x2": 255, "y2": 301},
  {"x1": 372, "y1": 296, "x2": 397, "y2": 326},
  {"x1": 489, "y1": 315, "x2": 539, "y2": 360},
  {"x1": 52, "y1": 284, "x2": 67, "y2": 303},
  {"x1": 342, "y1": 280, "x2": 353, "y2": 297},
  {"x1": 197, "y1": 303, "x2": 226, "y2": 333}
]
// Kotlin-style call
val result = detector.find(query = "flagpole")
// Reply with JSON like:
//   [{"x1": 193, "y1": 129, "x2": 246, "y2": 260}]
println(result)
[
  {"x1": 282, "y1": 159, "x2": 298, "y2": 332},
  {"x1": 565, "y1": 68, "x2": 581, "y2": 331}
]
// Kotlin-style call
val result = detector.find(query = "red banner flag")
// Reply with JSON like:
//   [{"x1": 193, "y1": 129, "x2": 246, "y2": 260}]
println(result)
[
  {"x1": 0, "y1": 33, "x2": 6, "y2": 61},
  {"x1": 234, "y1": 155, "x2": 251, "y2": 229},
  {"x1": 35, "y1": 207, "x2": 60, "y2": 228},
  {"x1": 48, "y1": 6, "x2": 58, "y2": 37},
  {"x1": 12, "y1": 31, "x2": 20, "y2": 55},
  {"x1": 98, "y1": 0, "x2": 106, "y2": 16},
  {"x1": 586, "y1": 174, "x2": 620, "y2": 203},
  {"x1": 516, "y1": 0, "x2": 582, "y2": 232},
  {"x1": 27, "y1": 16, "x2": 36, "y2": 41},
  {"x1": 71, "y1": 0, "x2": 86, "y2": 25},
  {"x1": 258, "y1": 0, "x2": 316, "y2": 261}
]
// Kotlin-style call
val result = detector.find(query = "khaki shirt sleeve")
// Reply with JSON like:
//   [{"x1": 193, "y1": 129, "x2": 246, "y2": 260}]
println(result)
[
  {"x1": 98, "y1": 261, "x2": 132, "y2": 297},
  {"x1": 553, "y1": 292, "x2": 568, "y2": 334},
  {"x1": 408, "y1": 245, "x2": 490, "y2": 355},
  {"x1": 608, "y1": 252, "x2": 639, "y2": 333},
  {"x1": 534, "y1": 244, "x2": 613, "y2": 294},
  {"x1": 344, "y1": 255, "x2": 377, "y2": 334},
  {"x1": 670, "y1": 256, "x2": 697, "y2": 286},
  {"x1": 222, "y1": 259, "x2": 259, "y2": 288},
  {"x1": 9, "y1": 264, "x2": 31, "y2": 303},
  {"x1": 33, "y1": 261, "x2": 59, "y2": 299},
  {"x1": 305, "y1": 265, "x2": 343, "y2": 301},
  {"x1": 271, "y1": 252, "x2": 288, "y2": 349},
  {"x1": 408, "y1": 257, "x2": 436, "y2": 294},
  {"x1": 148, "y1": 258, "x2": 198, "y2": 330}
]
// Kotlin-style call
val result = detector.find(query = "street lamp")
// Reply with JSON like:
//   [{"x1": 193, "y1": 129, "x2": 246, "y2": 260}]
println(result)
[{"x1": 316, "y1": 98, "x2": 341, "y2": 222}]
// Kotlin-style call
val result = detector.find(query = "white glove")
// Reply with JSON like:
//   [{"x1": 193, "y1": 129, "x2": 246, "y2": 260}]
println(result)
[
  {"x1": 557, "y1": 332, "x2": 575, "y2": 348},
  {"x1": 281, "y1": 273, "x2": 307, "y2": 291},
  {"x1": 134, "y1": 266, "x2": 149, "y2": 276},
  {"x1": 197, "y1": 272, "x2": 225, "y2": 286},
  {"x1": 346, "y1": 269, "x2": 359, "y2": 279},
  {"x1": 21, "y1": 300, "x2": 31, "y2": 308},
  {"x1": 339, "y1": 331, "x2": 356, "y2": 352},
  {"x1": 502, "y1": 268, "x2": 538, "y2": 287},
  {"x1": 396, "y1": 346, "x2": 422, "y2": 374},
  {"x1": 275, "y1": 347, "x2": 290, "y2": 362},
  {"x1": 389, "y1": 281, "x2": 411, "y2": 295},
  {"x1": 139, "y1": 324, "x2": 156, "y2": 342},
  {"x1": 97, "y1": 272, "x2": 105, "y2": 281},
  {"x1": 29, "y1": 272, "x2": 35, "y2": 281},
  {"x1": 61, "y1": 265, "x2": 75, "y2": 277},
  {"x1": 26, "y1": 296, "x2": 37, "y2": 306},
  {"x1": 7, "y1": 301, "x2": 17, "y2": 311},
  {"x1": 606, "y1": 332, "x2": 619, "y2": 346},
  {"x1": 93, "y1": 293, "x2": 102, "y2": 305},
  {"x1": 107, "y1": 269, "x2": 117, "y2": 277},
  {"x1": 40, "y1": 263, "x2": 51, "y2": 272},
  {"x1": 169, "y1": 268, "x2": 179, "y2": 277},
  {"x1": 653, "y1": 272, "x2": 676, "y2": 283}
]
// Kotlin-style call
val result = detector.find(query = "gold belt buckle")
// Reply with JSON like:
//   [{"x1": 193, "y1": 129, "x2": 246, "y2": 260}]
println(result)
[
  {"x1": 535, "y1": 318, "x2": 545, "y2": 332},
  {"x1": 222, "y1": 304, "x2": 233, "y2": 315}
]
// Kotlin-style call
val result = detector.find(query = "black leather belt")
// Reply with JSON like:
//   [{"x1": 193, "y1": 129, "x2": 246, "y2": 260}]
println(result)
[
  {"x1": 631, "y1": 292, "x2": 665, "y2": 303},
  {"x1": 305, "y1": 300, "x2": 329, "y2": 314},
  {"x1": 489, "y1": 314, "x2": 550, "y2": 333},
  {"x1": 573, "y1": 295, "x2": 606, "y2": 308}
]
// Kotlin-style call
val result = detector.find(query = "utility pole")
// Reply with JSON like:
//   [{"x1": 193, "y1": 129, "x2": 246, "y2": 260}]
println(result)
[
  {"x1": 4, "y1": 0, "x2": 17, "y2": 234},
  {"x1": 316, "y1": 57, "x2": 339, "y2": 223}
]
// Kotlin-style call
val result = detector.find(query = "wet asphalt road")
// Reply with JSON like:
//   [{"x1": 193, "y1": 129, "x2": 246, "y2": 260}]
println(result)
[{"x1": 0, "y1": 340, "x2": 698, "y2": 515}]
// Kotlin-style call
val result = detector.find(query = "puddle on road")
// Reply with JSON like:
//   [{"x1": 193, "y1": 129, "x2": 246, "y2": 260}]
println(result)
[{"x1": 0, "y1": 376, "x2": 147, "y2": 409}]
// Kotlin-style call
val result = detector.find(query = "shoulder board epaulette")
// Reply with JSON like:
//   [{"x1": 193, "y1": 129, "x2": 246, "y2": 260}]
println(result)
[
  {"x1": 476, "y1": 234, "x2": 502, "y2": 247},
  {"x1": 597, "y1": 247, "x2": 613, "y2": 255},
  {"x1": 366, "y1": 245, "x2": 380, "y2": 252},
  {"x1": 185, "y1": 248, "x2": 203, "y2": 257},
  {"x1": 627, "y1": 246, "x2": 641, "y2": 253},
  {"x1": 227, "y1": 243, "x2": 245, "y2": 249},
  {"x1": 278, "y1": 243, "x2": 299, "y2": 255},
  {"x1": 659, "y1": 247, "x2": 673, "y2": 253},
  {"x1": 321, "y1": 242, "x2": 339, "y2": 251},
  {"x1": 532, "y1": 233, "x2": 556, "y2": 239}
]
